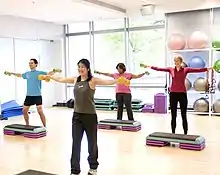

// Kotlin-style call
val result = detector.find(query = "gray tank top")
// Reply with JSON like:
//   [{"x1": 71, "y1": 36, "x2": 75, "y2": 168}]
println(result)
[{"x1": 73, "y1": 80, "x2": 96, "y2": 114}]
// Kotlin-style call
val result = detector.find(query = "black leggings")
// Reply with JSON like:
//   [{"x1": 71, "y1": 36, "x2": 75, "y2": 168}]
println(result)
[
  {"x1": 169, "y1": 92, "x2": 188, "y2": 135},
  {"x1": 70, "y1": 112, "x2": 99, "y2": 174},
  {"x1": 116, "y1": 93, "x2": 134, "y2": 120}
]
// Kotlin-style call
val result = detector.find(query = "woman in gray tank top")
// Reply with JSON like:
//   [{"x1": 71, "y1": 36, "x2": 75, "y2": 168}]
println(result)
[{"x1": 46, "y1": 59, "x2": 129, "y2": 175}]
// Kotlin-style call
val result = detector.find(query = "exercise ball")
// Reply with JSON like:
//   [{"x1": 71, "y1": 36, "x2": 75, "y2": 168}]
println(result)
[
  {"x1": 217, "y1": 81, "x2": 220, "y2": 91},
  {"x1": 212, "y1": 40, "x2": 220, "y2": 49},
  {"x1": 193, "y1": 77, "x2": 208, "y2": 91},
  {"x1": 188, "y1": 30, "x2": 208, "y2": 49},
  {"x1": 188, "y1": 56, "x2": 206, "y2": 68},
  {"x1": 213, "y1": 99, "x2": 220, "y2": 113},
  {"x1": 213, "y1": 59, "x2": 220, "y2": 73},
  {"x1": 185, "y1": 78, "x2": 192, "y2": 91},
  {"x1": 193, "y1": 98, "x2": 209, "y2": 112},
  {"x1": 181, "y1": 62, "x2": 188, "y2": 68},
  {"x1": 167, "y1": 33, "x2": 186, "y2": 50}
]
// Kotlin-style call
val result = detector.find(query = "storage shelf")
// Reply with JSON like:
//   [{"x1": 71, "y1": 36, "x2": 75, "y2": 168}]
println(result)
[{"x1": 169, "y1": 48, "x2": 220, "y2": 53}]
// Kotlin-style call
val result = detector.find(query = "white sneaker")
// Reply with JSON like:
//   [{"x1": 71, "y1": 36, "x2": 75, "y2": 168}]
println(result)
[
  {"x1": 88, "y1": 169, "x2": 97, "y2": 175},
  {"x1": 70, "y1": 173, "x2": 79, "y2": 175}
]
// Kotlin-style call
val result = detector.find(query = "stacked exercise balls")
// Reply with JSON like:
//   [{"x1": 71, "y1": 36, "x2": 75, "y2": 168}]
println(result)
[
  {"x1": 188, "y1": 56, "x2": 206, "y2": 68},
  {"x1": 167, "y1": 33, "x2": 186, "y2": 50},
  {"x1": 213, "y1": 59, "x2": 220, "y2": 73},
  {"x1": 193, "y1": 98, "x2": 209, "y2": 112},
  {"x1": 193, "y1": 77, "x2": 208, "y2": 92},
  {"x1": 185, "y1": 78, "x2": 192, "y2": 91},
  {"x1": 188, "y1": 30, "x2": 208, "y2": 49},
  {"x1": 213, "y1": 99, "x2": 220, "y2": 113},
  {"x1": 212, "y1": 40, "x2": 220, "y2": 49}
]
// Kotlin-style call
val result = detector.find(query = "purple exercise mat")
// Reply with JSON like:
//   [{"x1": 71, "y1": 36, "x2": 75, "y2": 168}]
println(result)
[
  {"x1": 122, "y1": 125, "x2": 141, "y2": 131},
  {"x1": 4, "y1": 129, "x2": 46, "y2": 138},
  {"x1": 180, "y1": 142, "x2": 205, "y2": 148},
  {"x1": 180, "y1": 145, "x2": 205, "y2": 150},
  {"x1": 146, "y1": 140, "x2": 169, "y2": 146}
]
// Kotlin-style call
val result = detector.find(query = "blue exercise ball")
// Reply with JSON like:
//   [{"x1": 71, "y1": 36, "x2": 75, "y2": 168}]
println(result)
[{"x1": 188, "y1": 56, "x2": 206, "y2": 68}]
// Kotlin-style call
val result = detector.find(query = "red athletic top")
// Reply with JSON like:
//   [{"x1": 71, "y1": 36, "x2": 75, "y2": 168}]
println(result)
[{"x1": 151, "y1": 66, "x2": 208, "y2": 92}]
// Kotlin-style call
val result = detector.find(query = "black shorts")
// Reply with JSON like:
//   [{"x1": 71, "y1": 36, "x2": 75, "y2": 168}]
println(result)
[{"x1": 24, "y1": 96, "x2": 42, "y2": 106}]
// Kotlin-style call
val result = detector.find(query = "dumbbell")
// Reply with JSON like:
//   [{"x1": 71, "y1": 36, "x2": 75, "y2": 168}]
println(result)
[
  {"x1": 94, "y1": 70, "x2": 100, "y2": 74},
  {"x1": 53, "y1": 68, "x2": 62, "y2": 73},
  {"x1": 4, "y1": 71, "x2": 11, "y2": 76},
  {"x1": 38, "y1": 75, "x2": 50, "y2": 82}
]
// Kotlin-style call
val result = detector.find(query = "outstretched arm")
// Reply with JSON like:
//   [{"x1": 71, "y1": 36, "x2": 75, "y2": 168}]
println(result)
[
  {"x1": 49, "y1": 75, "x2": 76, "y2": 84},
  {"x1": 4, "y1": 71, "x2": 22, "y2": 78},
  {"x1": 149, "y1": 66, "x2": 170, "y2": 72},
  {"x1": 131, "y1": 72, "x2": 146, "y2": 79},
  {"x1": 186, "y1": 67, "x2": 210, "y2": 73},
  {"x1": 140, "y1": 64, "x2": 170, "y2": 72},
  {"x1": 93, "y1": 77, "x2": 117, "y2": 85},
  {"x1": 94, "y1": 71, "x2": 114, "y2": 78}
]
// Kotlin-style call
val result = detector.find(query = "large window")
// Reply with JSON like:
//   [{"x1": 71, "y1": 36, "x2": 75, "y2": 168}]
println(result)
[
  {"x1": 129, "y1": 14, "x2": 165, "y2": 27},
  {"x1": 128, "y1": 28, "x2": 166, "y2": 85},
  {"x1": 0, "y1": 38, "x2": 15, "y2": 103},
  {"x1": 94, "y1": 18, "x2": 124, "y2": 31},
  {"x1": 14, "y1": 39, "x2": 39, "y2": 104},
  {"x1": 68, "y1": 22, "x2": 89, "y2": 33},
  {"x1": 93, "y1": 32, "x2": 125, "y2": 75},
  {"x1": 68, "y1": 35, "x2": 90, "y2": 76}
]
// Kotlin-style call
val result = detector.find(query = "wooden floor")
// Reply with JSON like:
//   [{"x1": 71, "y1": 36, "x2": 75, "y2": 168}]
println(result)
[{"x1": 1, "y1": 108, "x2": 220, "y2": 175}]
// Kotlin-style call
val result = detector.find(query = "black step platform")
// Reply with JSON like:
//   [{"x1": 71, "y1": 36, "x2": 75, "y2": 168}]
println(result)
[
  {"x1": 98, "y1": 119, "x2": 141, "y2": 132},
  {"x1": 146, "y1": 132, "x2": 206, "y2": 151},
  {"x1": 4, "y1": 124, "x2": 47, "y2": 139}
]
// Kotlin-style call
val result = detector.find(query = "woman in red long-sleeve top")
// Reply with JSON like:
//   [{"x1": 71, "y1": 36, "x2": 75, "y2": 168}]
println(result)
[{"x1": 143, "y1": 56, "x2": 212, "y2": 135}]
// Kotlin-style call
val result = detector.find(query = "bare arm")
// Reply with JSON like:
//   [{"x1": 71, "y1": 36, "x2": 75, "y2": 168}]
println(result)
[
  {"x1": 7, "y1": 72, "x2": 22, "y2": 77},
  {"x1": 93, "y1": 77, "x2": 117, "y2": 85},
  {"x1": 131, "y1": 73, "x2": 145, "y2": 79},
  {"x1": 47, "y1": 71, "x2": 55, "y2": 76},
  {"x1": 95, "y1": 71, "x2": 114, "y2": 78},
  {"x1": 49, "y1": 75, "x2": 76, "y2": 84}
]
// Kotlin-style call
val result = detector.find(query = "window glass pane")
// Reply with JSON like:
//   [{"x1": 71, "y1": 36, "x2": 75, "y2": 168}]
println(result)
[
  {"x1": 67, "y1": 35, "x2": 90, "y2": 98},
  {"x1": 129, "y1": 14, "x2": 165, "y2": 28},
  {"x1": 94, "y1": 32, "x2": 125, "y2": 78},
  {"x1": 94, "y1": 18, "x2": 124, "y2": 31},
  {"x1": 0, "y1": 38, "x2": 15, "y2": 103},
  {"x1": 68, "y1": 22, "x2": 89, "y2": 33},
  {"x1": 14, "y1": 39, "x2": 39, "y2": 104},
  {"x1": 128, "y1": 28, "x2": 166, "y2": 86},
  {"x1": 68, "y1": 35, "x2": 90, "y2": 76}
]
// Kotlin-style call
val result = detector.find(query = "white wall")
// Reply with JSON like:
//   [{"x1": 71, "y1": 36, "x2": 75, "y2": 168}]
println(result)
[
  {"x1": 0, "y1": 15, "x2": 65, "y2": 107},
  {"x1": 0, "y1": 15, "x2": 63, "y2": 40}
]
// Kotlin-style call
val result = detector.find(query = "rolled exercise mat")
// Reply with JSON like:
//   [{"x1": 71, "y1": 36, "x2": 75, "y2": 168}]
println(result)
[{"x1": 98, "y1": 119, "x2": 141, "y2": 132}]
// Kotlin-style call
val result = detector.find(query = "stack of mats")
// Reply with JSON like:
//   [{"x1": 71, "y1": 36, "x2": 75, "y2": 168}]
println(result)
[
  {"x1": 4, "y1": 124, "x2": 47, "y2": 139},
  {"x1": 98, "y1": 119, "x2": 141, "y2": 132},
  {"x1": 146, "y1": 132, "x2": 205, "y2": 151},
  {"x1": 94, "y1": 98, "x2": 115, "y2": 110},
  {"x1": 1, "y1": 100, "x2": 23, "y2": 120}
]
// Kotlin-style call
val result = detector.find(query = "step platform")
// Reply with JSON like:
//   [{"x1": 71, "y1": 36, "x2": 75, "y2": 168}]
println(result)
[
  {"x1": 146, "y1": 132, "x2": 205, "y2": 151},
  {"x1": 98, "y1": 119, "x2": 141, "y2": 132},
  {"x1": 3, "y1": 124, "x2": 47, "y2": 139}
]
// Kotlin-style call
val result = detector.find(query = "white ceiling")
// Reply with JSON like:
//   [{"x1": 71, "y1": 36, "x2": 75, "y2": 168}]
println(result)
[{"x1": 0, "y1": 0, "x2": 220, "y2": 24}]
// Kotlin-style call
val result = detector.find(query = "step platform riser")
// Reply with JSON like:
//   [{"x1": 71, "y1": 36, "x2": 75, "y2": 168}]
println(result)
[
  {"x1": 4, "y1": 130, "x2": 46, "y2": 139},
  {"x1": 146, "y1": 140, "x2": 205, "y2": 151},
  {"x1": 98, "y1": 125, "x2": 141, "y2": 132}
]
